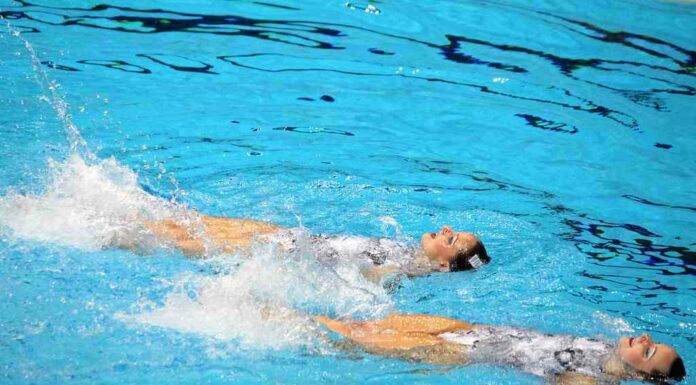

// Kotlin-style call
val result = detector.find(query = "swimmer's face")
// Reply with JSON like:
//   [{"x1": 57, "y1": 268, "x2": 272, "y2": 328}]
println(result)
[
  {"x1": 420, "y1": 225, "x2": 479, "y2": 272},
  {"x1": 618, "y1": 334, "x2": 679, "y2": 377}
]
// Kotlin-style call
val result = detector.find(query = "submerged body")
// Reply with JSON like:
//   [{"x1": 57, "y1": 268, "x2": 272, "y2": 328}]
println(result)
[{"x1": 315, "y1": 314, "x2": 685, "y2": 384}]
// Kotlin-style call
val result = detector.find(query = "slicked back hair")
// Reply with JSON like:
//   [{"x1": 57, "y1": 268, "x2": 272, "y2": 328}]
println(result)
[{"x1": 451, "y1": 239, "x2": 490, "y2": 271}]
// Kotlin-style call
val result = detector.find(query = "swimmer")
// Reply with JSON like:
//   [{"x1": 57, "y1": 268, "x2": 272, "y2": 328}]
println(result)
[
  {"x1": 315, "y1": 313, "x2": 686, "y2": 384},
  {"x1": 126, "y1": 215, "x2": 489, "y2": 281}
]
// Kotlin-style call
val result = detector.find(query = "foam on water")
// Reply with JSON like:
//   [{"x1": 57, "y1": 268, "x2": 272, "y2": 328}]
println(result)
[
  {"x1": 593, "y1": 311, "x2": 635, "y2": 335},
  {"x1": 119, "y1": 235, "x2": 393, "y2": 350},
  {"x1": 0, "y1": 150, "x2": 393, "y2": 350},
  {"x1": 0, "y1": 17, "x2": 396, "y2": 352},
  {"x1": 0, "y1": 154, "x2": 183, "y2": 251},
  {"x1": 0, "y1": 18, "x2": 185, "y2": 250},
  {"x1": 0, "y1": 144, "x2": 394, "y2": 350},
  {"x1": 0, "y1": 154, "x2": 393, "y2": 350}
]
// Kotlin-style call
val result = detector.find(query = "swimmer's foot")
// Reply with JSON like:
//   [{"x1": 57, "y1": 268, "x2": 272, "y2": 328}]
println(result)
[
  {"x1": 259, "y1": 303, "x2": 302, "y2": 321},
  {"x1": 103, "y1": 226, "x2": 140, "y2": 252},
  {"x1": 314, "y1": 316, "x2": 353, "y2": 337}
]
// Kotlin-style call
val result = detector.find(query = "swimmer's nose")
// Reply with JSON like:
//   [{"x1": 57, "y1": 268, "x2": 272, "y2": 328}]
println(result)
[
  {"x1": 638, "y1": 333, "x2": 652, "y2": 345},
  {"x1": 441, "y1": 226, "x2": 453, "y2": 235}
]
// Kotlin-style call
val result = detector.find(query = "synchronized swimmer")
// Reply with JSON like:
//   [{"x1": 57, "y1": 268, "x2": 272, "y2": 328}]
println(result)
[
  {"x1": 119, "y1": 211, "x2": 687, "y2": 383},
  {"x1": 110, "y1": 209, "x2": 687, "y2": 384},
  {"x1": 315, "y1": 313, "x2": 686, "y2": 384},
  {"x1": 121, "y1": 214, "x2": 490, "y2": 282}
]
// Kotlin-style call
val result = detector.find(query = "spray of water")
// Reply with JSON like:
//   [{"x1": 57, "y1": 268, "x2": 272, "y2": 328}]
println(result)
[
  {"x1": 0, "y1": 16, "x2": 392, "y2": 350},
  {"x1": 0, "y1": 154, "x2": 182, "y2": 250},
  {"x1": 119, "y1": 238, "x2": 392, "y2": 350},
  {"x1": 0, "y1": 150, "x2": 393, "y2": 349},
  {"x1": 1, "y1": 15, "x2": 91, "y2": 158}
]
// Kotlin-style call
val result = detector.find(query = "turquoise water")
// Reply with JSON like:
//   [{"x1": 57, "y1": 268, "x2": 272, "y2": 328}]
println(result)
[{"x1": 0, "y1": 0, "x2": 694, "y2": 384}]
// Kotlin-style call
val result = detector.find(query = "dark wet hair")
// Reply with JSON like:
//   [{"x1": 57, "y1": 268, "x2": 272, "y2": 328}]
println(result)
[
  {"x1": 450, "y1": 239, "x2": 490, "y2": 271},
  {"x1": 644, "y1": 356, "x2": 686, "y2": 384},
  {"x1": 665, "y1": 357, "x2": 686, "y2": 382}
]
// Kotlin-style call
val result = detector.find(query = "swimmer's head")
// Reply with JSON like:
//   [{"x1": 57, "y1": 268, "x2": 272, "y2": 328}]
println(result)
[
  {"x1": 420, "y1": 226, "x2": 490, "y2": 272},
  {"x1": 617, "y1": 334, "x2": 686, "y2": 382}
]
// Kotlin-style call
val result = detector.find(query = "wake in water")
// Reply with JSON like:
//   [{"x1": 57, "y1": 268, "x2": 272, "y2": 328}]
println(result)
[
  {"x1": 0, "y1": 154, "x2": 185, "y2": 251},
  {"x1": 0, "y1": 153, "x2": 393, "y2": 350},
  {"x1": 119, "y1": 237, "x2": 392, "y2": 350},
  {"x1": 1, "y1": 16, "x2": 183, "y2": 250},
  {"x1": 0, "y1": 153, "x2": 392, "y2": 350},
  {"x1": 0, "y1": 18, "x2": 393, "y2": 351}
]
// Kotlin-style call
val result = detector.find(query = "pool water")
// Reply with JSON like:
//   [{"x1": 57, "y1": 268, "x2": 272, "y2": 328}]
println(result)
[{"x1": 0, "y1": 0, "x2": 694, "y2": 384}]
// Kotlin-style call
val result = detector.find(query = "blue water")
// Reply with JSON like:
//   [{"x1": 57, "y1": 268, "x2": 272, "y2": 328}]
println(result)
[{"x1": 0, "y1": 0, "x2": 694, "y2": 384}]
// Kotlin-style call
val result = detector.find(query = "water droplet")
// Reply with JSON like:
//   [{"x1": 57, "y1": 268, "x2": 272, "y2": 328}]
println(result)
[{"x1": 365, "y1": 4, "x2": 381, "y2": 14}]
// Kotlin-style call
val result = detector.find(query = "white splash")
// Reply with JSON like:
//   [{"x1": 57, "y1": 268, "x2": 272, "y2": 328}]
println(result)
[
  {"x1": 2, "y1": 17, "x2": 90, "y2": 157},
  {"x1": 365, "y1": 4, "x2": 381, "y2": 14},
  {"x1": 1, "y1": 18, "x2": 186, "y2": 250},
  {"x1": 593, "y1": 311, "x2": 634, "y2": 335},
  {"x1": 0, "y1": 16, "x2": 393, "y2": 352},
  {"x1": 0, "y1": 154, "x2": 183, "y2": 251},
  {"x1": 0, "y1": 152, "x2": 393, "y2": 350},
  {"x1": 120, "y1": 238, "x2": 393, "y2": 350}
]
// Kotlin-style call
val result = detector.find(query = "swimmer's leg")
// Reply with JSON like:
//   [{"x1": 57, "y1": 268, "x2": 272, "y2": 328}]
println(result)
[
  {"x1": 142, "y1": 219, "x2": 207, "y2": 256},
  {"x1": 378, "y1": 314, "x2": 475, "y2": 334},
  {"x1": 117, "y1": 215, "x2": 285, "y2": 256},
  {"x1": 314, "y1": 315, "x2": 469, "y2": 364},
  {"x1": 314, "y1": 315, "x2": 443, "y2": 349},
  {"x1": 143, "y1": 219, "x2": 192, "y2": 242},
  {"x1": 104, "y1": 219, "x2": 189, "y2": 254},
  {"x1": 315, "y1": 316, "x2": 353, "y2": 337},
  {"x1": 315, "y1": 314, "x2": 473, "y2": 336}
]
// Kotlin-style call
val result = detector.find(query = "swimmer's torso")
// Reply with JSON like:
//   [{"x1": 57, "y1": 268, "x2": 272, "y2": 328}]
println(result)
[
  {"x1": 265, "y1": 228, "x2": 416, "y2": 269},
  {"x1": 438, "y1": 326, "x2": 614, "y2": 378}
]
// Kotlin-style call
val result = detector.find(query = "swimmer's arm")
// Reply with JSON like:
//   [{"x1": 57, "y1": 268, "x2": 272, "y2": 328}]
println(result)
[{"x1": 549, "y1": 373, "x2": 597, "y2": 385}]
